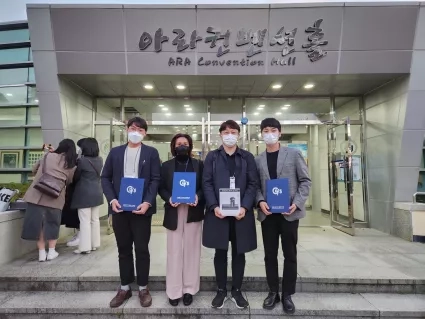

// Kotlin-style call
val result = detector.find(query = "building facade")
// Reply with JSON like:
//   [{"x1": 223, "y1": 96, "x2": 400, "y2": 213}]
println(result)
[
  {"x1": 20, "y1": 2, "x2": 425, "y2": 236},
  {"x1": 0, "y1": 21, "x2": 42, "y2": 184}
]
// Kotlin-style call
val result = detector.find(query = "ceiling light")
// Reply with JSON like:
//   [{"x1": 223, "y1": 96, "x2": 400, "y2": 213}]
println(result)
[
  {"x1": 186, "y1": 108, "x2": 192, "y2": 111},
  {"x1": 162, "y1": 108, "x2": 169, "y2": 111},
  {"x1": 284, "y1": 104, "x2": 290, "y2": 107},
  {"x1": 258, "y1": 105, "x2": 265, "y2": 108},
  {"x1": 257, "y1": 107, "x2": 264, "y2": 110},
  {"x1": 254, "y1": 112, "x2": 259, "y2": 115},
  {"x1": 304, "y1": 83, "x2": 315, "y2": 89},
  {"x1": 35, "y1": 99, "x2": 39, "y2": 103},
  {"x1": 272, "y1": 84, "x2": 282, "y2": 89},
  {"x1": 184, "y1": 104, "x2": 190, "y2": 107},
  {"x1": 281, "y1": 106, "x2": 289, "y2": 110},
  {"x1": 188, "y1": 113, "x2": 193, "y2": 116},
  {"x1": 158, "y1": 104, "x2": 164, "y2": 107},
  {"x1": 276, "y1": 112, "x2": 282, "y2": 115},
  {"x1": 166, "y1": 113, "x2": 171, "y2": 116},
  {"x1": 6, "y1": 93, "x2": 12, "y2": 97},
  {"x1": 144, "y1": 84, "x2": 154, "y2": 90},
  {"x1": 174, "y1": 126, "x2": 179, "y2": 128},
  {"x1": 193, "y1": 131, "x2": 197, "y2": 133},
  {"x1": 176, "y1": 84, "x2": 186, "y2": 90}
]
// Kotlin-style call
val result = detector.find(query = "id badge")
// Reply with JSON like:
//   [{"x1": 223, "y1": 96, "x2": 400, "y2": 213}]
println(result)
[{"x1": 230, "y1": 176, "x2": 236, "y2": 189}]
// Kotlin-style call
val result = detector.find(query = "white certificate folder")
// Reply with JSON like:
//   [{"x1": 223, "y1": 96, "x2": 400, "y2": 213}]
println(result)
[{"x1": 219, "y1": 188, "x2": 241, "y2": 217}]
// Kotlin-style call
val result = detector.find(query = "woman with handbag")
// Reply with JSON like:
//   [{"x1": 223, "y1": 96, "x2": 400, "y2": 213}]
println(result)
[
  {"x1": 70, "y1": 138, "x2": 104, "y2": 254},
  {"x1": 21, "y1": 139, "x2": 77, "y2": 262}
]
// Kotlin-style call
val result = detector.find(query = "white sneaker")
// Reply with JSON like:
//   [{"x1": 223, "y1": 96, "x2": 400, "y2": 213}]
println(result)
[
  {"x1": 46, "y1": 250, "x2": 59, "y2": 261},
  {"x1": 66, "y1": 232, "x2": 80, "y2": 247},
  {"x1": 38, "y1": 250, "x2": 47, "y2": 262}
]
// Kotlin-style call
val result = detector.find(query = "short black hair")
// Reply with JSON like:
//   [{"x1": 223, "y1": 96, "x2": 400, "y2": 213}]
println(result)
[
  {"x1": 81, "y1": 137, "x2": 99, "y2": 157},
  {"x1": 77, "y1": 138, "x2": 87, "y2": 147},
  {"x1": 127, "y1": 117, "x2": 148, "y2": 131},
  {"x1": 260, "y1": 118, "x2": 281, "y2": 132},
  {"x1": 170, "y1": 133, "x2": 193, "y2": 157},
  {"x1": 219, "y1": 120, "x2": 240, "y2": 133}
]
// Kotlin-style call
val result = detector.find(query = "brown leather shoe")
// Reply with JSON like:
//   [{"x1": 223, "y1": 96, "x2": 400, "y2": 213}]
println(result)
[
  {"x1": 139, "y1": 288, "x2": 152, "y2": 307},
  {"x1": 110, "y1": 289, "x2": 132, "y2": 308}
]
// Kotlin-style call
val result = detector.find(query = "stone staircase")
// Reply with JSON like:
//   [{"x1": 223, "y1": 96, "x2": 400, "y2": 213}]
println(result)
[{"x1": 0, "y1": 227, "x2": 425, "y2": 317}]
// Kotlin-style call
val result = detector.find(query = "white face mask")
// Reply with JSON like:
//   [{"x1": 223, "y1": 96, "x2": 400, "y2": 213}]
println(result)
[
  {"x1": 222, "y1": 134, "x2": 238, "y2": 147},
  {"x1": 128, "y1": 131, "x2": 144, "y2": 144},
  {"x1": 263, "y1": 133, "x2": 279, "y2": 145}
]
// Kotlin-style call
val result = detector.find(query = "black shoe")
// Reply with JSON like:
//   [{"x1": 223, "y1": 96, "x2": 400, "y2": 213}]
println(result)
[
  {"x1": 282, "y1": 295, "x2": 296, "y2": 314},
  {"x1": 231, "y1": 289, "x2": 249, "y2": 309},
  {"x1": 263, "y1": 292, "x2": 280, "y2": 310},
  {"x1": 169, "y1": 298, "x2": 179, "y2": 307},
  {"x1": 211, "y1": 289, "x2": 227, "y2": 309},
  {"x1": 183, "y1": 293, "x2": 193, "y2": 306}
]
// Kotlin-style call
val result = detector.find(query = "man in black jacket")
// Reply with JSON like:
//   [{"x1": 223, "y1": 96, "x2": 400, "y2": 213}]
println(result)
[{"x1": 202, "y1": 120, "x2": 259, "y2": 310}]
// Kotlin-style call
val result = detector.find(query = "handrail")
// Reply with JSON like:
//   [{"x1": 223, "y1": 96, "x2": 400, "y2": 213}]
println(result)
[{"x1": 413, "y1": 192, "x2": 425, "y2": 203}]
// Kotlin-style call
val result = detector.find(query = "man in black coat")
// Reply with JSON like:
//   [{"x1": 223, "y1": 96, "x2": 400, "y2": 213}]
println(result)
[{"x1": 202, "y1": 120, "x2": 259, "y2": 310}]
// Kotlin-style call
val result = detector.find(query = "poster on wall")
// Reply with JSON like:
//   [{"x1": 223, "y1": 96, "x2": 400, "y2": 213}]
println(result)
[
  {"x1": 338, "y1": 155, "x2": 362, "y2": 182},
  {"x1": 287, "y1": 143, "x2": 308, "y2": 164}
]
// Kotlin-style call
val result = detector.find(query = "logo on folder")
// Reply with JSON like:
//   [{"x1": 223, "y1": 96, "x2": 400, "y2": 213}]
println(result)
[
  {"x1": 126, "y1": 186, "x2": 137, "y2": 194},
  {"x1": 272, "y1": 187, "x2": 282, "y2": 196},
  {"x1": 179, "y1": 179, "x2": 190, "y2": 187}
]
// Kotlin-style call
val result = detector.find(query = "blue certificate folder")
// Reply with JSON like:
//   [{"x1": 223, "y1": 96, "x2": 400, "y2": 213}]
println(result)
[
  {"x1": 172, "y1": 172, "x2": 196, "y2": 204},
  {"x1": 266, "y1": 178, "x2": 290, "y2": 213},
  {"x1": 118, "y1": 178, "x2": 145, "y2": 211}
]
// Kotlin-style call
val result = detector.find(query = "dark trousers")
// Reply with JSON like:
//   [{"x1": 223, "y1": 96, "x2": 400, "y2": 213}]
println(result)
[
  {"x1": 113, "y1": 213, "x2": 152, "y2": 287},
  {"x1": 261, "y1": 214, "x2": 299, "y2": 295},
  {"x1": 214, "y1": 218, "x2": 246, "y2": 291}
]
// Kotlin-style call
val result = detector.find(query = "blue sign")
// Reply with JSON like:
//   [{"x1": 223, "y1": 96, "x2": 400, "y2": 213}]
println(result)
[
  {"x1": 241, "y1": 117, "x2": 248, "y2": 125},
  {"x1": 266, "y1": 178, "x2": 290, "y2": 213},
  {"x1": 172, "y1": 172, "x2": 196, "y2": 204},
  {"x1": 118, "y1": 178, "x2": 145, "y2": 211}
]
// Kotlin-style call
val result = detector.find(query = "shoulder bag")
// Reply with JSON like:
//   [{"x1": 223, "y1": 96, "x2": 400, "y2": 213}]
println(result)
[{"x1": 33, "y1": 154, "x2": 66, "y2": 198}]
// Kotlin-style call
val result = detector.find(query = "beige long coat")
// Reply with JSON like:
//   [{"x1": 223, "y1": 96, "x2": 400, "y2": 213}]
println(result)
[{"x1": 24, "y1": 153, "x2": 76, "y2": 210}]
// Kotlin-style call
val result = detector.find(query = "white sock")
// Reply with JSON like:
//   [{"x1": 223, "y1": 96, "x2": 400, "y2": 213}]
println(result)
[
  {"x1": 139, "y1": 286, "x2": 147, "y2": 291},
  {"x1": 48, "y1": 248, "x2": 56, "y2": 253},
  {"x1": 121, "y1": 285, "x2": 130, "y2": 291}
]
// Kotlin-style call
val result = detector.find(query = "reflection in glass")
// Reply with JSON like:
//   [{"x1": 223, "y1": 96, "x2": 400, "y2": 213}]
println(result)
[
  {"x1": 27, "y1": 107, "x2": 41, "y2": 125},
  {"x1": 0, "y1": 48, "x2": 31, "y2": 63},
  {"x1": 26, "y1": 128, "x2": 43, "y2": 147},
  {"x1": 0, "y1": 68, "x2": 34, "y2": 85},
  {"x1": 0, "y1": 86, "x2": 31, "y2": 104},
  {"x1": 0, "y1": 29, "x2": 30, "y2": 43},
  {"x1": 0, "y1": 128, "x2": 25, "y2": 147},
  {"x1": 0, "y1": 108, "x2": 26, "y2": 126}
]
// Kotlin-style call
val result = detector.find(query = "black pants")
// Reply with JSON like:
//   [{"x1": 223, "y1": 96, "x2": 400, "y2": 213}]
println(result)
[
  {"x1": 113, "y1": 213, "x2": 152, "y2": 286},
  {"x1": 261, "y1": 214, "x2": 299, "y2": 295},
  {"x1": 214, "y1": 218, "x2": 246, "y2": 291}
]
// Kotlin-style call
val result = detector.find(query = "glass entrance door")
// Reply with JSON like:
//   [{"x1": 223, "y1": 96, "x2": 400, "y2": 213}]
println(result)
[{"x1": 328, "y1": 118, "x2": 365, "y2": 235}]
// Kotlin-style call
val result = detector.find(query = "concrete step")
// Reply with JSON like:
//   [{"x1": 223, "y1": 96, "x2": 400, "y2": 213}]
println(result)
[
  {"x1": 1, "y1": 275, "x2": 424, "y2": 294},
  {"x1": 0, "y1": 291, "x2": 424, "y2": 318}
]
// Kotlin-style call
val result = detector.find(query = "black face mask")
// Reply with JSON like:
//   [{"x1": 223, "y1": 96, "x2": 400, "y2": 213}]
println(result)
[{"x1": 175, "y1": 145, "x2": 190, "y2": 160}]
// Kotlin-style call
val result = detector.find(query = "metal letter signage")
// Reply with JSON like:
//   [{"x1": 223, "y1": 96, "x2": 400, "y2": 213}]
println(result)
[{"x1": 138, "y1": 19, "x2": 328, "y2": 67}]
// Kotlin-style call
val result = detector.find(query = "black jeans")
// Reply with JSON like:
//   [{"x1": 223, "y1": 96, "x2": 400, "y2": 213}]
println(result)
[
  {"x1": 261, "y1": 214, "x2": 299, "y2": 295},
  {"x1": 214, "y1": 218, "x2": 245, "y2": 291},
  {"x1": 113, "y1": 213, "x2": 152, "y2": 286}
]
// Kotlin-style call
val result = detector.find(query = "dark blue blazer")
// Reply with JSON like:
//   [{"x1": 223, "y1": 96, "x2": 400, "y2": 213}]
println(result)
[{"x1": 101, "y1": 143, "x2": 161, "y2": 215}]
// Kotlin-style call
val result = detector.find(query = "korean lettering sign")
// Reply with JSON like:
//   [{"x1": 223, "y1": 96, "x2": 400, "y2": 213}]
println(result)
[{"x1": 138, "y1": 19, "x2": 328, "y2": 67}]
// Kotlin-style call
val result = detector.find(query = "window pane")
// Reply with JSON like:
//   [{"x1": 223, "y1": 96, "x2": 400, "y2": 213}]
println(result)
[
  {"x1": 27, "y1": 107, "x2": 40, "y2": 125},
  {"x1": 0, "y1": 29, "x2": 29, "y2": 43},
  {"x1": 0, "y1": 86, "x2": 28, "y2": 104},
  {"x1": 0, "y1": 48, "x2": 31, "y2": 63},
  {"x1": 0, "y1": 150, "x2": 24, "y2": 168},
  {"x1": 0, "y1": 128, "x2": 25, "y2": 147},
  {"x1": 27, "y1": 128, "x2": 43, "y2": 147},
  {"x1": 26, "y1": 150, "x2": 44, "y2": 168},
  {"x1": 0, "y1": 108, "x2": 26, "y2": 126},
  {"x1": 27, "y1": 87, "x2": 37, "y2": 103},
  {"x1": 0, "y1": 174, "x2": 22, "y2": 183},
  {"x1": 0, "y1": 68, "x2": 33, "y2": 85}
]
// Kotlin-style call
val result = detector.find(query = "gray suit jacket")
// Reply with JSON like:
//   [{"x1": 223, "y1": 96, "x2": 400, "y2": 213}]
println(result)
[{"x1": 255, "y1": 146, "x2": 311, "y2": 222}]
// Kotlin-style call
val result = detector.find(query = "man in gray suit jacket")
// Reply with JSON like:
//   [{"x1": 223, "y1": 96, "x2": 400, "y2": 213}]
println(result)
[{"x1": 255, "y1": 118, "x2": 311, "y2": 315}]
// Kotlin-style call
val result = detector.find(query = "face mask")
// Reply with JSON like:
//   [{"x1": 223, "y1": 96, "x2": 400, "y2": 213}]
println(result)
[
  {"x1": 175, "y1": 145, "x2": 189, "y2": 160},
  {"x1": 222, "y1": 134, "x2": 238, "y2": 147},
  {"x1": 76, "y1": 147, "x2": 82, "y2": 158},
  {"x1": 128, "y1": 131, "x2": 144, "y2": 144},
  {"x1": 263, "y1": 133, "x2": 279, "y2": 145}
]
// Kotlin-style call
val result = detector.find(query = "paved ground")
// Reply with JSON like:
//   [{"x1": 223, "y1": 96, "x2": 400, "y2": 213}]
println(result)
[{"x1": 3, "y1": 225, "x2": 425, "y2": 281}]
